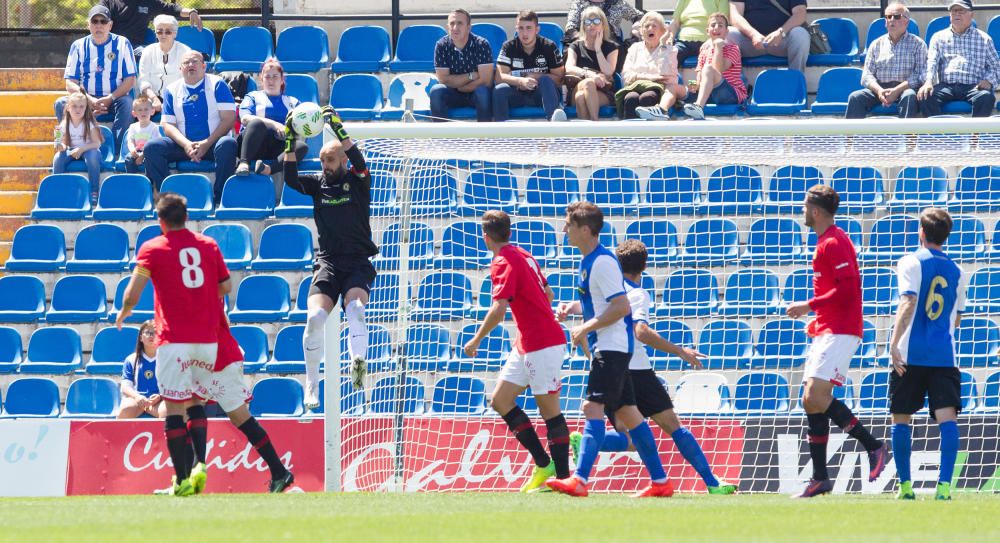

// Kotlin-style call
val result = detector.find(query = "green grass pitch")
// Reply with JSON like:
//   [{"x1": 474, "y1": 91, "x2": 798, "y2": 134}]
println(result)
[{"x1": 2, "y1": 492, "x2": 999, "y2": 542}]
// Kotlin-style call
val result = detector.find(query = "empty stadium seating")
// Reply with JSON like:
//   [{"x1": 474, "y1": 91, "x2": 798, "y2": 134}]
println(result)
[
  {"x1": 673, "y1": 373, "x2": 730, "y2": 414},
  {"x1": 330, "y1": 74, "x2": 384, "y2": 120},
  {"x1": 717, "y1": 269, "x2": 782, "y2": 317},
  {"x1": 276, "y1": 26, "x2": 330, "y2": 73},
  {"x1": 448, "y1": 323, "x2": 510, "y2": 372},
  {"x1": 66, "y1": 224, "x2": 129, "y2": 272},
  {"x1": 429, "y1": 376, "x2": 487, "y2": 414},
  {"x1": 62, "y1": 377, "x2": 119, "y2": 418},
  {"x1": 332, "y1": 25, "x2": 392, "y2": 73},
  {"x1": 656, "y1": 268, "x2": 718, "y2": 318},
  {"x1": 1, "y1": 378, "x2": 61, "y2": 417},
  {"x1": 967, "y1": 267, "x2": 1000, "y2": 314},
  {"x1": 698, "y1": 320, "x2": 755, "y2": 370},
  {"x1": 740, "y1": 218, "x2": 806, "y2": 265},
  {"x1": 4, "y1": 224, "x2": 66, "y2": 272},
  {"x1": 216, "y1": 26, "x2": 273, "y2": 72},
  {"x1": 370, "y1": 375, "x2": 425, "y2": 414},
  {"x1": 752, "y1": 319, "x2": 809, "y2": 369},
  {"x1": 92, "y1": 174, "x2": 154, "y2": 220},
  {"x1": 0, "y1": 276, "x2": 45, "y2": 324},
  {"x1": 625, "y1": 220, "x2": 677, "y2": 266},
  {"x1": 436, "y1": 221, "x2": 491, "y2": 269},
  {"x1": 747, "y1": 69, "x2": 807, "y2": 115},
  {"x1": 46, "y1": 276, "x2": 107, "y2": 323},
  {"x1": 20, "y1": 327, "x2": 83, "y2": 374},
  {"x1": 642, "y1": 166, "x2": 701, "y2": 216},
  {"x1": 808, "y1": 18, "x2": 860, "y2": 66},
  {"x1": 230, "y1": 275, "x2": 291, "y2": 322},
  {"x1": 215, "y1": 175, "x2": 275, "y2": 219},
  {"x1": 523, "y1": 167, "x2": 581, "y2": 217},
  {"x1": 809, "y1": 67, "x2": 862, "y2": 115},
  {"x1": 202, "y1": 223, "x2": 253, "y2": 270},
  {"x1": 734, "y1": 372, "x2": 790, "y2": 413},
  {"x1": 955, "y1": 317, "x2": 999, "y2": 368},
  {"x1": 250, "y1": 223, "x2": 313, "y2": 271},
  {"x1": 763, "y1": 166, "x2": 822, "y2": 214},
  {"x1": 251, "y1": 377, "x2": 304, "y2": 417},
  {"x1": 887, "y1": 166, "x2": 950, "y2": 213},
  {"x1": 86, "y1": 326, "x2": 138, "y2": 375},
  {"x1": 675, "y1": 218, "x2": 739, "y2": 267},
  {"x1": 31, "y1": 174, "x2": 91, "y2": 219},
  {"x1": 161, "y1": 174, "x2": 214, "y2": 219},
  {"x1": 177, "y1": 25, "x2": 216, "y2": 67},
  {"x1": 586, "y1": 167, "x2": 640, "y2": 216},
  {"x1": 389, "y1": 25, "x2": 446, "y2": 72},
  {"x1": 0, "y1": 327, "x2": 23, "y2": 373},
  {"x1": 110, "y1": 276, "x2": 154, "y2": 323}
]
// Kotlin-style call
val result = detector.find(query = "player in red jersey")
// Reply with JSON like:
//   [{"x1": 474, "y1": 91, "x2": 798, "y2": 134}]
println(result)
[
  {"x1": 462, "y1": 210, "x2": 572, "y2": 492},
  {"x1": 117, "y1": 193, "x2": 231, "y2": 497},
  {"x1": 785, "y1": 185, "x2": 887, "y2": 498}
]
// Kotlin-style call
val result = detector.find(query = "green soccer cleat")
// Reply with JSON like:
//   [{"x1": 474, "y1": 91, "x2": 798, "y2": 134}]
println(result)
[
  {"x1": 707, "y1": 481, "x2": 737, "y2": 495},
  {"x1": 569, "y1": 431, "x2": 583, "y2": 466},
  {"x1": 174, "y1": 477, "x2": 196, "y2": 497},
  {"x1": 350, "y1": 356, "x2": 367, "y2": 390},
  {"x1": 935, "y1": 482, "x2": 952, "y2": 501},
  {"x1": 189, "y1": 462, "x2": 207, "y2": 495},
  {"x1": 153, "y1": 476, "x2": 176, "y2": 496},
  {"x1": 897, "y1": 481, "x2": 916, "y2": 500},
  {"x1": 521, "y1": 461, "x2": 556, "y2": 493}
]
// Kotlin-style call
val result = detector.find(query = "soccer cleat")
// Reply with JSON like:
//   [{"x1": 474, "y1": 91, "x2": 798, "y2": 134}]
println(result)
[
  {"x1": 350, "y1": 356, "x2": 367, "y2": 390},
  {"x1": 189, "y1": 462, "x2": 207, "y2": 495},
  {"x1": 935, "y1": 482, "x2": 952, "y2": 501},
  {"x1": 520, "y1": 462, "x2": 556, "y2": 493},
  {"x1": 632, "y1": 480, "x2": 674, "y2": 498},
  {"x1": 794, "y1": 478, "x2": 833, "y2": 498},
  {"x1": 707, "y1": 481, "x2": 738, "y2": 495},
  {"x1": 896, "y1": 481, "x2": 916, "y2": 500},
  {"x1": 635, "y1": 106, "x2": 669, "y2": 121},
  {"x1": 868, "y1": 443, "x2": 889, "y2": 482},
  {"x1": 304, "y1": 377, "x2": 320, "y2": 410},
  {"x1": 174, "y1": 477, "x2": 196, "y2": 497},
  {"x1": 153, "y1": 476, "x2": 176, "y2": 496},
  {"x1": 683, "y1": 103, "x2": 706, "y2": 120},
  {"x1": 269, "y1": 471, "x2": 296, "y2": 493},
  {"x1": 569, "y1": 431, "x2": 582, "y2": 465},
  {"x1": 545, "y1": 475, "x2": 589, "y2": 497}
]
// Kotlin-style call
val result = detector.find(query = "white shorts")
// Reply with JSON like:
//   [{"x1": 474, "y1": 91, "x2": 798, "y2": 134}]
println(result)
[
  {"x1": 155, "y1": 343, "x2": 218, "y2": 402},
  {"x1": 498, "y1": 344, "x2": 565, "y2": 395},
  {"x1": 193, "y1": 362, "x2": 252, "y2": 413},
  {"x1": 803, "y1": 334, "x2": 861, "y2": 387}
]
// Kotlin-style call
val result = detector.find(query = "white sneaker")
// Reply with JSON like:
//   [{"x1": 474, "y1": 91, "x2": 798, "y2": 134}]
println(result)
[
  {"x1": 304, "y1": 377, "x2": 320, "y2": 410},
  {"x1": 683, "y1": 103, "x2": 706, "y2": 120},
  {"x1": 635, "y1": 106, "x2": 669, "y2": 120},
  {"x1": 550, "y1": 108, "x2": 567, "y2": 122},
  {"x1": 350, "y1": 356, "x2": 367, "y2": 390}
]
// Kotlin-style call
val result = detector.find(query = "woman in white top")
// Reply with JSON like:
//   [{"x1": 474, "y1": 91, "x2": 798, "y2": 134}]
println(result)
[
  {"x1": 617, "y1": 11, "x2": 687, "y2": 119},
  {"x1": 137, "y1": 15, "x2": 192, "y2": 113}
]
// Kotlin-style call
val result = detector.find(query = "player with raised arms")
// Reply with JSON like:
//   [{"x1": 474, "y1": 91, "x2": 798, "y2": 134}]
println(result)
[
  {"x1": 888, "y1": 208, "x2": 966, "y2": 501},
  {"x1": 547, "y1": 202, "x2": 673, "y2": 498},
  {"x1": 786, "y1": 185, "x2": 888, "y2": 498},
  {"x1": 462, "y1": 210, "x2": 572, "y2": 492},
  {"x1": 283, "y1": 107, "x2": 378, "y2": 408}
]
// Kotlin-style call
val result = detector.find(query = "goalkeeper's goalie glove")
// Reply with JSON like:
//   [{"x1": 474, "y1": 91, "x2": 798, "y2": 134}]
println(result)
[
  {"x1": 321, "y1": 105, "x2": 350, "y2": 141},
  {"x1": 283, "y1": 111, "x2": 297, "y2": 154}
]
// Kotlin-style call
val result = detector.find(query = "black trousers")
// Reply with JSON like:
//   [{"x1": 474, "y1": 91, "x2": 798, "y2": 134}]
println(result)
[{"x1": 237, "y1": 117, "x2": 308, "y2": 167}]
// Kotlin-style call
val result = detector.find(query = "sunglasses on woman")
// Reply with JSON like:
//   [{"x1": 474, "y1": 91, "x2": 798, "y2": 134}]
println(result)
[{"x1": 584, "y1": 18, "x2": 602, "y2": 27}]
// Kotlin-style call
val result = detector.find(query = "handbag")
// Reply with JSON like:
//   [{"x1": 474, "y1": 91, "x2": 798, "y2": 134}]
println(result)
[{"x1": 766, "y1": 0, "x2": 831, "y2": 55}]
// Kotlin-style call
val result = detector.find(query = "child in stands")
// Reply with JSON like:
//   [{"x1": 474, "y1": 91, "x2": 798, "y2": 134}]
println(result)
[
  {"x1": 124, "y1": 96, "x2": 160, "y2": 175},
  {"x1": 52, "y1": 91, "x2": 104, "y2": 204}
]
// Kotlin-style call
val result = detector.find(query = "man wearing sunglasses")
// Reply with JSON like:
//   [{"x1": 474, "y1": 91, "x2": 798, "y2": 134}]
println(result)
[
  {"x1": 101, "y1": 0, "x2": 203, "y2": 60},
  {"x1": 846, "y1": 2, "x2": 925, "y2": 118}
]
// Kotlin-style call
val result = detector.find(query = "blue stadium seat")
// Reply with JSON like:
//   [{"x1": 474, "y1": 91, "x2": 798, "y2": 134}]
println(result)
[
  {"x1": 471, "y1": 22, "x2": 507, "y2": 61},
  {"x1": 990, "y1": 16, "x2": 1000, "y2": 55},
  {"x1": 752, "y1": 319, "x2": 809, "y2": 369},
  {"x1": 274, "y1": 184, "x2": 312, "y2": 218},
  {"x1": 645, "y1": 319, "x2": 696, "y2": 371},
  {"x1": 389, "y1": 25, "x2": 446, "y2": 72},
  {"x1": 86, "y1": 326, "x2": 139, "y2": 375},
  {"x1": 214, "y1": 174, "x2": 275, "y2": 219},
  {"x1": 740, "y1": 218, "x2": 806, "y2": 265},
  {"x1": 861, "y1": 267, "x2": 899, "y2": 315},
  {"x1": 859, "y1": 214, "x2": 919, "y2": 265},
  {"x1": 806, "y1": 216, "x2": 863, "y2": 253},
  {"x1": 642, "y1": 166, "x2": 701, "y2": 216},
  {"x1": 250, "y1": 378, "x2": 304, "y2": 417},
  {"x1": 699, "y1": 165, "x2": 763, "y2": 215},
  {"x1": 763, "y1": 165, "x2": 823, "y2": 214},
  {"x1": 624, "y1": 220, "x2": 678, "y2": 266},
  {"x1": 718, "y1": 268, "x2": 782, "y2": 317},
  {"x1": 409, "y1": 167, "x2": 458, "y2": 217},
  {"x1": 0, "y1": 276, "x2": 44, "y2": 323},
  {"x1": 523, "y1": 167, "x2": 580, "y2": 217},
  {"x1": 92, "y1": 174, "x2": 153, "y2": 220},
  {"x1": 458, "y1": 167, "x2": 518, "y2": 217},
  {"x1": 790, "y1": 134, "x2": 848, "y2": 155},
  {"x1": 673, "y1": 373, "x2": 731, "y2": 414},
  {"x1": 232, "y1": 325, "x2": 270, "y2": 373},
  {"x1": 262, "y1": 325, "x2": 305, "y2": 374},
  {"x1": 60, "y1": 126, "x2": 114, "y2": 172},
  {"x1": 368, "y1": 169, "x2": 401, "y2": 216},
  {"x1": 448, "y1": 323, "x2": 511, "y2": 372},
  {"x1": 3, "y1": 224, "x2": 66, "y2": 271},
  {"x1": 830, "y1": 166, "x2": 885, "y2": 214},
  {"x1": 981, "y1": 372, "x2": 1000, "y2": 411},
  {"x1": 251, "y1": 223, "x2": 313, "y2": 271},
  {"x1": 783, "y1": 268, "x2": 813, "y2": 306},
  {"x1": 808, "y1": 18, "x2": 860, "y2": 65},
  {"x1": 404, "y1": 324, "x2": 451, "y2": 372},
  {"x1": 373, "y1": 222, "x2": 434, "y2": 270},
  {"x1": 967, "y1": 267, "x2": 1000, "y2": 314},
  {"x1": 31, "y1": 173, "x2": 91, "y2": 219},
  {"x1": 794, "y1": 377, "x2": 857, "y2": 411},
  {"x1": 992, "y1": 223, "x2": 1000, "y2": 262},
  {"x1": 435, "y1": 220, "x2": 492, "y2": 269},
  {"x1": 809, "y1": 67, "x2": 862, "y2": 114},
  {"x1": 276, "y1": 26, "x2": 330, "y2": 73},
  {"x1": 915, "y1": 130, "x2": 972, "y2": 154},
  {"x1": 511, "y1": 220, "x2": 560, "y2": 268},
  {"x1": 948, "y1": 215, "x2": 987, "y2": 262},
  {"x1": 364, "y1": 273, "x2": 403, "y2": 322},
  {"x1": 66, "y1": 223, "x2": 129, "y2": 272},
  {"x1": 734, "y1": 372, "x2": 790, "y2": 413},
  {"x1": 177, "y1": 25, "x2": 216, "y2": 67},
  {"x1": 960, "y1": 371, "x2": 978, "y2": 411},
  {"x1": 852, "y1": 319, "x2": 882, "y2": 368},
  {"x1": 558, "y1": 222, "x2": 617, "y2": 268},
  {"x1": 747, "y1": 69, "x2": 807, "y2": 115},
  {"x1": 468, "y1": 276, "x2": 494, "y2": 320},
  {"x1": 332, "y1": 25, "x2": 391, "y2": 73},
  {"x1": 284, "y1": 74, "x2": 320, "y2": 105},
  {"x1": 380, "y1": 73, "x2": 437, "y2": 120},
  {"x1": 924, "y1": 16, "x2": 974, "y2": 45},
  {"x1": 411, "y1": 272, "x2": 473, "y2": 321},
  {"x1": 330, "y1": 73, "x2": 384, "y2": 120},
  {"x1": 131, "y1": 225, "x2": 162, "y2": 270},
  {"x1": 950, "y1": 165, "x2": 1000, "y2": 213},
  {"x1": 560, "y1": 374, "x2": 589, "y2": 415},
  {"x1": 215, "y1": 26, "x2": 273, "y2": 72},
  {"x1": 858, "y1": 371, "x2": 891, "y2": 412},
  {"x1": 339, "y1": 324, "x2": 393, "y2": 372},
  {"x1": 886, "y1": 166, "x2": 949, "y2": 213},
  {"x1": 538, "y1": 21, "x2": 564, "y2": 52},
  {"x1": 109, "y1": 276, "x2": 154, "y2": 323},
  {"x1": 674, "y1": 218, "x2": 739, "y2": 266},
  {"x1": 310, "y1": 378, "x2": 367, "y2": 415},
  {"x1": 429, "y1": 376, "x2": 487, "y2": 415},
  {"x1": 370, "y1": 375, "x2": 425, "y2": 414},
  {"x1": 1, "y1": 378, "x2": 60, "y2": 417},
  {"x1": 0, "y1": 327, "x2": 23, "y2": 373},
  {"x1": 586, "y1": 167, "x2": 640, "y2": 216},
  {"x1": 698, "y1": 320, "x2": 754, "y2": 370},
  {"x1": 19, "y1": 327, "x2": 82, "y2": 374},
  {"x1": 161, "y1": 174, "x2": 213, "y2": 219},
  {"x1": 862, "y1": 17, "x2": 918, "y2": 60},
  {"x1": 655, "y1": 268, "x2": 719, "y2": 318},
  {"x1": 201, "y1": 223, "x2": 253, "y2": 270},
  {"x1": 229, "y1": 275, "x2": 291, "y2": 322},
  {"x1": 62, "y1": 377, "x2": 119, "y2": 418},
  {"x1": 955, "y1": 317, "x2": 999, "y2": 368},
  {"x1": 45, "y1": 275, "x2": 107, "y2": 323},
  {"x1": 547, "y1": 271, "x2": 578, "y2": 309}
]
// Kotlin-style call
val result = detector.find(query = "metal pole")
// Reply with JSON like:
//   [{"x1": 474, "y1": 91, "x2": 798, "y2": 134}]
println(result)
[
  {"x1": 391, "y1": 0, "x2": 401, "y2": 53},
  {"x1": 261, "y1": 0, "x2": 271, "y2": 29}
]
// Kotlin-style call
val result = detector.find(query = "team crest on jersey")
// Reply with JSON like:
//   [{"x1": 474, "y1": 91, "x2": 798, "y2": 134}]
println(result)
[
  {"x1": 581, "y1": 269, "x2": 588, "y2": 281},
  {"x1": 143, "y1": 369, "x2": 154, "y2": 380},
  {"x1": 107, "y1": 51, "x2": 116, "y2": 61},
  {"x1": 342, "y1": 182, "x2": 350, "y2": 192},
  {"x1": 185, "y1": 94, "x2": 200, "y2": 104}
]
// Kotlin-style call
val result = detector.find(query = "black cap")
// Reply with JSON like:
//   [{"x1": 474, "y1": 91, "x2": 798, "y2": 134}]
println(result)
[
  {"x1": 948, "y1": 0, "x2": 973, "y2": 11},
  {"x1": 88, "y1": 5, "x2": 111, "y2": 20}
]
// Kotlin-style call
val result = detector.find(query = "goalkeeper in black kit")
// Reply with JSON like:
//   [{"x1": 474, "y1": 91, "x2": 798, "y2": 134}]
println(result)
[{"x1": 283, "y1": 107, "x2": 378, "y2": 409}]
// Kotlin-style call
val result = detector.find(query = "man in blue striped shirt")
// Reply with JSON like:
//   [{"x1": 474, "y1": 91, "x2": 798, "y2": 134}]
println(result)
[
  {"x1": 918, "y1": 0, "x2": 1000, "y2": 117},
  {"x1": 55, "y1": 4, "x2": 136, "y2": 157}
]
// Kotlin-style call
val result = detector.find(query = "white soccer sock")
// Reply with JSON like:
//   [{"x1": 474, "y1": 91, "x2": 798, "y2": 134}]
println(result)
[
  {"x1": 345, "y1": 299, "x2": 368, "y2": 361},
  {"x1": 303, "y1": 306, "x2": 328, "y2": 384}
]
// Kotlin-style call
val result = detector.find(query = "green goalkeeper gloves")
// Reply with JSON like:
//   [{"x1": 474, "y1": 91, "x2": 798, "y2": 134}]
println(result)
[
  {"x1": 283, "y1": 112, "x2": 297, "y2": 154},
  {"x1": 321, "y1": 105, "x2": 350, "y2": 142}
]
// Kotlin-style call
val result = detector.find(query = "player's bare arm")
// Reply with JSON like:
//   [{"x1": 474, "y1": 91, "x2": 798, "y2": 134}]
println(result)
[
  {"x1": 634, "y1": 321, "x2": 706, "y2": 369},
  {"x1": 218, "y1": 277, "x2": 232, "y2": 298},
  {"x1": 889, "y1": 294, "x2": 917, "y2": 376},
  {"x1": 116, "y1": 270, "x2": 150, "y2": 329},
  {"x1": 557, "y1": 300, "x2": 581, "y2": 321},
  {"x1": 464, "y1": 298, "x2": 509, "y2": 357},
  {"x1": 570, "y1": 295, "x2": 629, "y2": 347}
]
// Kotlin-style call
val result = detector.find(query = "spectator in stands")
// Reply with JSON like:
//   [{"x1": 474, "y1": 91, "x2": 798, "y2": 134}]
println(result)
[
  {"x1": 681, "y1": 12, "x2": 748, "y2": 119},
  {"x1": 565, "y1": 0, "x2": 643, "y2": 43},
  {"x1": 846, "y1": 3, "x2": 925, "y2": 119},
  {"x1": 101, "y1": 0, "x2": 202, "y2": 59},
  {"x1": 727, "y1": 0, "x2": 809, "y2": 73},
  {"x1": 235, "y1": 60, "x2": 308, "y2": 176},
  {"x1": 494, "y1": 10, "x2": 567, "y2": 122},
  {"x1": 124, "y1": 95, "x2": 158, "y2": 173},
  {"x1": 53, "y1": 92, "x2": 104, "y2": 204},
  {"x1": 565, "y1": 6, "x2": 620, "y2": 121},
  {"x1": 918, "y1": 0, "x2": 1000, "y2": 118},
  {"x1": 618, "y1": 12, "x2": 686, "y2": 119},
  {"x1": 666, "y1": 0, "x2": 731, "y2": 65},
  {"x1": 143, "y1": 50, "x2": 237, "y2": 202},
  {"x1": 56, "y1": 5, "x2": 135, "y2": 159},
  {"x1": 430, "y1": 9, "x2": 495, "y2": 122},
  {"x1": 136, "y1": 14, "x2": 191, "y2": 114},
  {"x1": 118, "y1": 320, "x2": 165, "y2": 419}
]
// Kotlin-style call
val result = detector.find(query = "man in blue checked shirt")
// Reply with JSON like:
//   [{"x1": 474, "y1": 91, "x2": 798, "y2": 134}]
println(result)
[
  {"x1": 918, "y1": 0, "x2": 1000, "y2": 117},
  {"x1": 56, "y1": 4, "x2": 136, "y2": 158}
]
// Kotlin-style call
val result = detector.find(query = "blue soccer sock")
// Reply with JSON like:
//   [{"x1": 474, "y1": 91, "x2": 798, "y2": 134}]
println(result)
[
  {"x1": 891, "y1": 423, "x2": 912, "y2": 483},
  {"x1": 672, "y1": 428, "x2": 719, "y2": 487},
  {"x1": 574, "y1": 419, "x2": 605, "y2": 483},
  {"x1": 939, "y1": 420, "x2": 959, "y2": 484},
  {"x1": 599, "y1": 430, "x2": 630, "y2": 452},
  {"x1": 628, "y1": 421, "x2": 667, "y2": 483}
]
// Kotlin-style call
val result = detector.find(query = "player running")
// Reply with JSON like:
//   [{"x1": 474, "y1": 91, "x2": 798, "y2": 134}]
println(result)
[
  {"x1": 786, "y1": 185, "x2": 888, "y2": 498},
  {"x1": 117, "y1": 193, "x2": 231, "y2": 497},
  {"x1": 570, "y1": 239, "x2": 736, "y2": 494},
  {"x1": 283, "y1": 107, "x2": 378, "y2": 408},
  {"x1": 546, "y1": 202, "x2": 673, "y2": 498},
  {"x1": 888, "y1": 208, "x2": 966, "y2": 501},
  {"x1": 462, "y1": 210, "x2": 572, "y2": 492}
]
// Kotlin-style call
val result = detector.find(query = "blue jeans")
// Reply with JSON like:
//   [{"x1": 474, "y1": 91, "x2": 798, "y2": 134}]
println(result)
[
  {"x1": 143, "y1": 135, "x2": 238, "y2": 202},
  {"x1": 492, "y1": 77, "x2": 561, "y2": 121},
  {"x1": 429, "y1": 84, "x2": 493, "y2": 122},
  {"x1": 707, "y1": 79, "x2": 740, "y2": 104},
  {"x1": 845, "y1": 86, "x2": 919, "y2": 119},
  {"x1": 54, "y1": 94, "x2": 133, "y2": 158},
  {"x1": 921, "y1": 83, "x2": 996, "y2": 117},
  {"x1": 52, "y1": 148, "x2": 102, "y2": 196}
]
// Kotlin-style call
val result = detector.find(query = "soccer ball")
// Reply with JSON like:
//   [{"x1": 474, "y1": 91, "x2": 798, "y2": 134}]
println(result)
[{"x1": 289, "y1": 102, "x2": 324, "y2": 138}]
